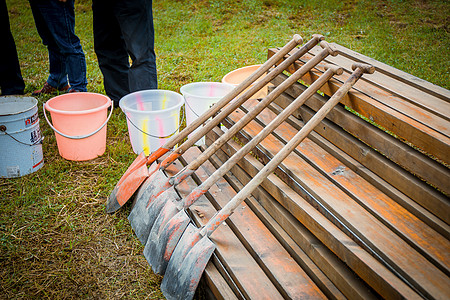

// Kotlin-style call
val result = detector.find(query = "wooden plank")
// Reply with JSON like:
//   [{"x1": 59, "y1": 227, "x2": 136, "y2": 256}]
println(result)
[
  {"x1": 223, "y1": 107, "x2": 450, "y2": 299},
  {"x1": 309, "y1": 45, "x2": 450, "y2": 122},
  {"x1": 270, "y1": 47, "x2": 450, "y2": 133},
  {"x1": 239, "y1": 99, "x2": 450, "y2": 276},
  {"x1": 330, "y1": 43, "x2": 450, "y2": 102},
  {"x1": 268, "y1": 48, "x2": 450, "y2": 164},
  {"x1": 207, "y1": 126, "x2": 420, "y2": 299},
  {"x1": 206, "y1": 132, "x2": 378, "y2": 300},
  {"x1": 163, "y1": 155, "x2": 284, "y2": 300},
  {"x1": 181, "y1": 147, "x2": 328, "y2": 299},
  {"x1": 269, "y1": 92, "x2": 450, "y2": 238},
  {"x1": 271, "y1": 72, "x2": 450, "y2": 199},
  {"x1": 203, "y1": 261, "x2": 239, "y2": 300}
]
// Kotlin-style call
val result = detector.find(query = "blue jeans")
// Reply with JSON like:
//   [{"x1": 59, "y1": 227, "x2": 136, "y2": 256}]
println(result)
[
  {"x1": 29, "y1": 0, "x2": 87, "y2": 92},
  {"x1": 93, "y1": 0, "x2": 157, "y2": 105},
  {"x1": 0, "y1": 0, "x2": 25, "y2": 95}
]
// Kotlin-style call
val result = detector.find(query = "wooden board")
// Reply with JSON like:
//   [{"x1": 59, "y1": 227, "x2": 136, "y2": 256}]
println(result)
[
  {"x1": 269, "y1": 91, "x2": 450, "y2": 238},
  {"x1": 180, "y1": 147, "x2": 328, "y2": 299},
  {"x1": 268, "y1": 46, "x2": 450, "y2": 164},
  {"x1": 206, "y1": 131, "x2": 379, "y2": 300},
  {"x1": 221, "y1": 103, "x2": 450, "y2": 299},
  {"x1": 270, "y1": 72, "x2": 450, "y2": 200}
]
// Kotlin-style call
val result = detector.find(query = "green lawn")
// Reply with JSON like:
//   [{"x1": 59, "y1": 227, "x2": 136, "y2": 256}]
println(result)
[{"x1": 1, "y1": 0, "x2": 448, "y2": 298}]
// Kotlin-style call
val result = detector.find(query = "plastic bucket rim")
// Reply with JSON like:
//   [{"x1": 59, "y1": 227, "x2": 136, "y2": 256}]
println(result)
[
  {"x1": 0, "y1": 96, "x2": 38, "y2": 116},
  {"x1": 45, "y1": 92, "x2": 112, "y2": 115},
  {"x1": 180, "y1": 82, "x2": 235, "y2": 100},
  {"x1": 221, "y1": 64, "x2": 263, "y2": 84},
  {"x1": 119, "y1": 89, "x2": 185, "y2": 115}
]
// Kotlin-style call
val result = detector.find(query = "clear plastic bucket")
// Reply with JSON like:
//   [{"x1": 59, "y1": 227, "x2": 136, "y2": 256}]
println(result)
[
  {"x1": 119, "y1": 90, "x2": 184, "y2": 156},
  {"x1": 0, "y1": 96, "x2": 44, "y2": 178},
  {"x1": 180, "y1": 82, "x2": 234, "y2": 146},
  {"x1": 44, "y1": 92, "x2": 112, "y2": 161},
  {"x1": 222, "y1": 64, "x2": 268, "y2": 99}
]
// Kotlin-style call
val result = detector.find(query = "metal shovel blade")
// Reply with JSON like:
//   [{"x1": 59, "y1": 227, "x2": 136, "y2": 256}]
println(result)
[
  {"x1": 144, "y1": 186, "x2": 181, "y2": 243},
  {"x1": 144, "y1": 209, "x2": 191, "y2": 274},
  {"x1": 105, "y1": 152, "x2": 148, "y2": 213},
  {"x1": 160, "y1": 224, "x2": 216, "y2": 300},
  {"x1": 106, "y1": 161, "x2": 154, "y2": 213},
  {"x1": 127, "y1": 168, "x2": 170, "y2": 244}
]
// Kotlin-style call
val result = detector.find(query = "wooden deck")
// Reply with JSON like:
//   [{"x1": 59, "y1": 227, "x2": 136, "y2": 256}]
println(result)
[{"x1": 143, "y1": 41, "x2": 449, "y2": 299}]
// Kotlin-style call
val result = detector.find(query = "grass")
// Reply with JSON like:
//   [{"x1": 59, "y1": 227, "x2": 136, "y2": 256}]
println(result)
[{"x1": 1, "y1": 0, "x2": 449, "y2": 298}]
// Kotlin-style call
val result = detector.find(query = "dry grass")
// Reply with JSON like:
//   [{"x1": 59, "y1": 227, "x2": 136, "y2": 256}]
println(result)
[{"x1": 0, "y1": 126, "x2": 165, "y2": 299}]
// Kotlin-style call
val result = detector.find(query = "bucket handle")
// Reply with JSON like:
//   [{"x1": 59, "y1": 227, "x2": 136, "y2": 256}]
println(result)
[
  {"x1": 124, "y1": 111, "x2": 185, "y2": 139},
  {"x1": 43, "y1": 101, "x2": 113, "y2": 140}
]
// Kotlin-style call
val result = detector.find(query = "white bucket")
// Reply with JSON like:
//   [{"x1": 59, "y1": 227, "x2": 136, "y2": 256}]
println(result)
[
  {"x1": 120, "y1": 90, "x2": 184, "y2": 156},
  {"x1": 180, "y1": 82, "x2": 235, "y2": 146},
  {"x1": 0, "y1": 96, "x2": 44, "y2": 178}
]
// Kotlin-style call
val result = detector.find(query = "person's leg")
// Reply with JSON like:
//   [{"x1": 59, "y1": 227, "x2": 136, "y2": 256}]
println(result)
[
  {"x1": 93, "y1": 0, "x2": 130, "y2": 104},
  {"x1": 116, "y1": 0, "x2": 157, "y2": 92},
  {"x1": 36, "y1": 0, "x2": 87, "y2": 92},
  {"x1": 29, "y1": 0, "x2": 69, "y2": 91},
  {"x1": 0, "y1": 0, "x2": 25, "y2": 95}
]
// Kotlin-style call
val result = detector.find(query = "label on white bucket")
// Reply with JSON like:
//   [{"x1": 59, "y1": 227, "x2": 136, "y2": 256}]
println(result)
[
  {"x1": 7, "y1": 166, "x2": 20, "y2": 177},
  {"x1": 30, "y1": 128, "x2": 42, "y2": 145},
  {"x1": 25, "y1": 112, "x2": 39, "y2": 127}
]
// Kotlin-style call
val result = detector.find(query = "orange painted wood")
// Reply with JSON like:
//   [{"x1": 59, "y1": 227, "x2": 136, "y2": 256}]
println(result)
[
  {"x1": 207, "y1": 125, "x2": 419, "y2": 299},
  {"x1": 268, "y1": 48, "x2": 450, "y2": 164},
  {"x1": 269, "y1": 92, "x2": 449, "y2": 238},
  {"x1": 223, "y1": 105, "x2": 449, "y2": 299},
  {"x1": 163, "y1": 156, "x2": 284, "y2": 300},
  {"x1": 240, "y1": 98, "x2": 450, "y2": 275},
  {"x1": 181, "y1": 147, "x2": 327, "y2": 299}
]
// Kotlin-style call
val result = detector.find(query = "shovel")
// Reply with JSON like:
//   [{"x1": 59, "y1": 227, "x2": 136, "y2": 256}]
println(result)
[
  {"x1": 129, "y1": 38, "x2": 335, "y2": 244},
  {"x1": 159, "y1": 63, "x2": 375, "y2": 300},
  {"x1": 143, "y1": 64, "x2": 344, "y2": 275},
  {"x1": 105, "y1": 34, "x2": 305, "y2": 213}
]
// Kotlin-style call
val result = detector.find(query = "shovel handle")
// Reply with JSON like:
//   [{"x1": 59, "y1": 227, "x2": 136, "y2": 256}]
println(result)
[
  {"x1": 182, "y1": 64, "x2": 343, "y2": 208},
  {"x1": 200, "y1": 63, "x2": 375, "y2": 238},
  {"x1": 163, "y1": 35, "x2": 303, "y2": 148},
  {"x1": 143, "y1": 35, "x2": 302, "y2": 166},
  {"x1": 181, "y1": 40, "x2": 338, "y2": 172},
  {"x1": 166, "y1": 39, "x2": 335, "y2": 187},
  {"x1": 159, "y1": 34, "x2": 326, "y2": 170}
]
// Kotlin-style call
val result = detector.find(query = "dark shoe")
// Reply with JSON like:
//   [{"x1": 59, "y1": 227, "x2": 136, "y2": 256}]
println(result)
[
  {"x1": 32, "y1": 82, "x2": 69, "y2": 96},
  {"x1": 68, "y1": 88, "x2": 80, "y2": 93}
]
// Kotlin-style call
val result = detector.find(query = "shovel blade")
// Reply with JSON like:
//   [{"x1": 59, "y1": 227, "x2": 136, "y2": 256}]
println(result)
[
  {"x1": 140, "y1": 186, "x2": 180, "y2": 247},
  {"x1": 127, "y1": 167, "x2": 165, "y2": 243},
  {"x1": 144, "y1": 210, "x2": 191, "y2": 274},
  {"x1": 144, "y1": 193, "x2": 182, "y2": 274},
  {"x1": 161, "y1": 227, "x2": 216, "y2": 300},
  {"x1": 106, "y1": 162, "x2": 152, "y2": 213}
]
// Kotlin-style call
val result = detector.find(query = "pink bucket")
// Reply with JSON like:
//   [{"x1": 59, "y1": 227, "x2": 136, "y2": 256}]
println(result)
[
  {"x1": 44, "y1": 92, "x2": 112, "y2": 161},
  {"x1": 222, "y1": 64, "x2": 268, "y2": 99}
]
